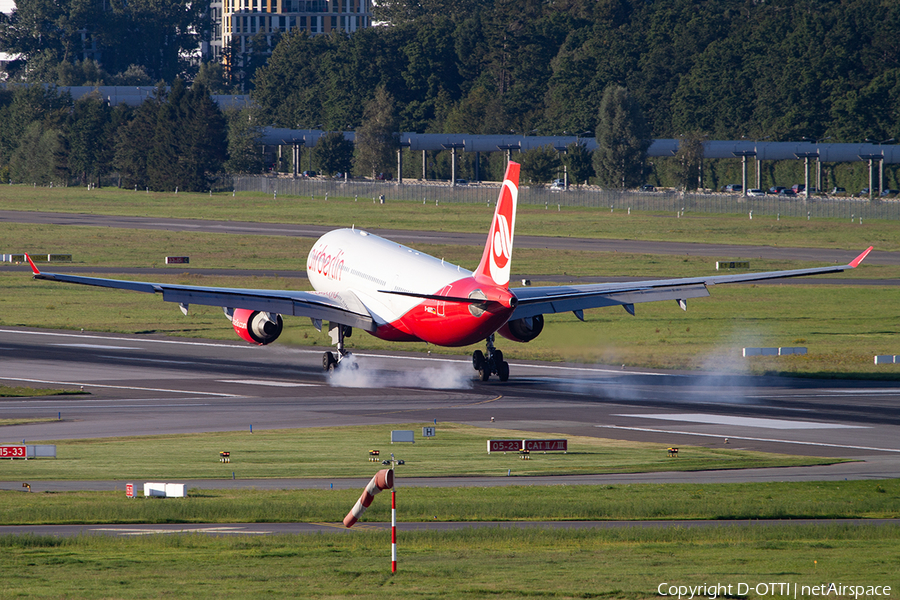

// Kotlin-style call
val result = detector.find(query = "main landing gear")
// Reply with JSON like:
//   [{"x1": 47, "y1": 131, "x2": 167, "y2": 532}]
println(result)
[
  {"x1": 472, "y1": 334, "x2": 509, "y2": 382},
  {"x1": 322, "y1": 322, "x2": 355, "y2": 373}
]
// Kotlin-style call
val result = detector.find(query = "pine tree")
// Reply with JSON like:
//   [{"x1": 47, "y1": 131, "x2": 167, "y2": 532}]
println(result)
[
  {"x1": 354, "y1": 87, "x2": 399, "y2": 178},
  {"x1": 593, "y1": 85, "x2": 650, "y2": 188}
]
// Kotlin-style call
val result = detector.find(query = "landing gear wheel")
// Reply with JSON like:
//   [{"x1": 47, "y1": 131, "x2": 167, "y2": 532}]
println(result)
[
  {"x1": 497, "y1": 360, "x2": 510, "y2": 382},
  {"x1": 493, "y1": 350, "x2": 503, "y2": 365},
  {"x1": 323, "y1": 352, "x2": 337, "y2": 371},
  {"x1": 479, "y1": 367, "x2": 491, "y2": 382},
  {"x1": 472, "y1": 350, "x2": 485, "y2": 371}
]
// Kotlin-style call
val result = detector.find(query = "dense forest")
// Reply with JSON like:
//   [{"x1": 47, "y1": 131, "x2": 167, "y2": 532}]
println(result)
[
  {"x1": 254, "y1": 0, "x2": 900, "y2": 143},
  {"x1": 1, "y1": 0, "x2": 898, "y2": 189}
]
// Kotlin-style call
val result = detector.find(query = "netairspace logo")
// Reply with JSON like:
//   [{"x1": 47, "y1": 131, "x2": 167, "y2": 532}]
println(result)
[{"x1": 658, "y1": 583, "x2": 892, "y2": 600}]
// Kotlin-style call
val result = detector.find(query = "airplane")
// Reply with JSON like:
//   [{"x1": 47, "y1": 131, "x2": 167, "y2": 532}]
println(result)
[{"x1": 26, "y1": 161, "x2": 872, "y2": 382}]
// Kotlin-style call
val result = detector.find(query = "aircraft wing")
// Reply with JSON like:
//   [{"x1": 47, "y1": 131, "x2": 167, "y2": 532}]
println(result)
[
  {"x1": 509, "y1": 246, "x2": 873, "y2": 320},
  {"x1": 26, "y1": 256, "x2": 377, "y2": 332}
]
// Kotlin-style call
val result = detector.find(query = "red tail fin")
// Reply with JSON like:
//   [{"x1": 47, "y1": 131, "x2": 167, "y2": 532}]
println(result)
[{"x1": 474, "y1": 162, "x2": 519, "y2": 287}]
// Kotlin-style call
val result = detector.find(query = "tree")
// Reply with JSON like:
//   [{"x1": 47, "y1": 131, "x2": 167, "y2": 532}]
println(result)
[
  {"x1": 519, "y1": 144, "x2": 560, "y2": 184},
  {"x1": 563, "y1": 141, "x2": 595, "y2": 185},
  {"x1": 315, "y1": 131, "x2": 355, "y2": 177},
  {"x1": 10, "y1": 121, "x2": 67, "y2": 184},
  {"x1": 116, "y1": 80, "x2": 227, "y2": 192},
  {"x1": 674, "y1": 132, "x2": 706, "y2": 191},
  {"x1": 223, "y1": 107, "x2": 265, "y2": 175},
  {"x1": 593, "y1": 85, "x2": 650, "y2": 188},
  {"x1": 354, "y1": 87, "x2": 399, "y2": 178},
  {"x1": 0, "y1": 0, "x2": 204, "y2": 83},
  {"x1": 67, "y1": 94, "x2": 113, "y2": 186},
  {"x1": 194, "y1": 62, "x2": 229, "y2": 95},
  {"x1": 115, "y1": 93, "x2": 162, "y2": 190}
]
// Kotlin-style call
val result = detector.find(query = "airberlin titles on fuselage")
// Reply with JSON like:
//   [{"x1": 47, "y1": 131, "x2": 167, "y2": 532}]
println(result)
[{"x1": 307, "y1": 244, "x2": 345, "y2": 282}]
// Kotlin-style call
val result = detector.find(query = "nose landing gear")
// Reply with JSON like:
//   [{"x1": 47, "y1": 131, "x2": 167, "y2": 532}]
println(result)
[{"x1": 472, "y1": 334, "x2": 509, "y2": 382}]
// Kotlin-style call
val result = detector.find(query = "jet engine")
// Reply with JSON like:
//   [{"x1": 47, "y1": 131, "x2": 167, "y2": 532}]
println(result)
[
  {"x1": 230, "y1": 308, "x2": 284, "y2": 345},
  {"x1": 497, "y1": 314, "x2": 544, "y2": 343}
]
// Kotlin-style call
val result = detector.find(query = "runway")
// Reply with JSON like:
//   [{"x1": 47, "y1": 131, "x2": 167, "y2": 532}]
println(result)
[{"x1": 1, "y1": 326, "x2": 898, "y2": 493}]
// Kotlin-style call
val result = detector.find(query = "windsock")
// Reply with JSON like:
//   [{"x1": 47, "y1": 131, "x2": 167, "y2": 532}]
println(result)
[{"x1": 343, "y1": 468, "x2": 394, "y2": 527}]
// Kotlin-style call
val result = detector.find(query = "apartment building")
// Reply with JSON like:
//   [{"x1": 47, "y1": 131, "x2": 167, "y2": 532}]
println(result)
[{"x1": 209, "y1": 0, "x2": 373, "y2": 63}]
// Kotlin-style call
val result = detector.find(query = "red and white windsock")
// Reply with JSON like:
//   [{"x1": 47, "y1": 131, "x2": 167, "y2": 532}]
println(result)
[{"x1": 343, "y1": 469, "x2": 394, "y2": 527}]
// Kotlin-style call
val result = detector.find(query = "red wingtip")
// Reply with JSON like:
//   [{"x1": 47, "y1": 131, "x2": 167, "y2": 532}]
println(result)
[
  {"x1": 24, "y1": 253, "x2": 42, "y2": 275},
  {"x1": 849, "y1": 246, "x2": 873, "y2": 268}
]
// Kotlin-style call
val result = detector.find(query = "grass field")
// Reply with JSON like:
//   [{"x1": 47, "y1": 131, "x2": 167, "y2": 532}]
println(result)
[
  {"x1": 0, "y1": 423, "x2": 843, "y2": 481},
  {"x1": 0, "y1": 184, "x2": 894, "y2": 251},
  {"x1": 2, "y1": 479, "x2": 898, "y2": 525},
  {"x1": 1, "y1": 525, "x2": 896, "y2": 599}
]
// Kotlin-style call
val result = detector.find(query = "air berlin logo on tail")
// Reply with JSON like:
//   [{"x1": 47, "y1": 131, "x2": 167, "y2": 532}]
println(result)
[{"x1": 488, "y1": 179, "x2": 517, "y2": 285}]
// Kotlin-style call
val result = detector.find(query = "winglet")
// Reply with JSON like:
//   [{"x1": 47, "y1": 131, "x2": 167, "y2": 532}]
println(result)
[
  {"x1": 849, "y1": 246, "x2": 873, "y2": 268},
  {"x1": 24, "y1": 253, "x2": 42, "y2": 275}
]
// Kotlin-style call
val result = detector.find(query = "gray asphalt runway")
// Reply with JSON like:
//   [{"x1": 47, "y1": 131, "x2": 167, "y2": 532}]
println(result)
[{"x1": 2, "y1": 326, "x2": 898, "y2": 494}]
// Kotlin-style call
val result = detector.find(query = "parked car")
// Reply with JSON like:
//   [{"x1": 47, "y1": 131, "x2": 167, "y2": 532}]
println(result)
[
  {"x1": 301, "y1": 170, "x2": 317, "y2": 177},
  {"x1": 639, "y1": 184, "x2": 655, "y2": 192},
  {"x1": 768, "y1": 186, "x2": 786, "y2": 195},
  {"x1": 721, "y1": 184, "x2": 742, "y2": 192},
  {"x1": 858, "y1": 188, "x2": 870, "y2": 197},
  {"x1": 550, "y1": 179, "x2": 567, "y2": 190},
  {"x1": 375, "y1": 172, "x2": 392, "y2": 181},
  {"x1": 778, "y1": 189, "x2": 797, "y2": 198},
  {"x1": 792, "y1": 184, "x2": 805, "y2": 194},
  {"x1": 747, "y1": 189, "x2": 765, "y2": 197},
  {"x1": 881, "y1": 189, "x2": 898, "y2": 197},
  {"x1": 454, "y1": 179, "x2": 468, "y2": 186}
]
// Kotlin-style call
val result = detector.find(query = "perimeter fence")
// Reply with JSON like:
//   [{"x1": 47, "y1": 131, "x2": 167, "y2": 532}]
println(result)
[{"x1": 233, "y1": 175, "x2": 900, "y2": 221}]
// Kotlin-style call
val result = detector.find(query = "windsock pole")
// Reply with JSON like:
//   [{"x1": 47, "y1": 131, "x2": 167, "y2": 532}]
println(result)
[{"x1": 391, "y1": 486, "x2": 397, "y2": 573}]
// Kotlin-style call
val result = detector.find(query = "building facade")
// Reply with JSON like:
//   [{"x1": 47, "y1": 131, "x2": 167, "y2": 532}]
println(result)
[{"x1": 209, "y1": 0, "x2": 373, "y2": 64}]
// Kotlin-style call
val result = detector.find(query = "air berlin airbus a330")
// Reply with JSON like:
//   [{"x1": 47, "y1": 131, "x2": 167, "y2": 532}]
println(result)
[{"x1": 27, "y1": 162, "x2": 872, "y2": 382}]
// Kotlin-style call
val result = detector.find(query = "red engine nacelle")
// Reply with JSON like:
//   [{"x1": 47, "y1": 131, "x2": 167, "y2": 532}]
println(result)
[
  {"x1": 231, "y1": 308, "x2": 284, "y2": 345},
  {"x1": 497, "y1": 314, "x2": 544, "y2": 343}
]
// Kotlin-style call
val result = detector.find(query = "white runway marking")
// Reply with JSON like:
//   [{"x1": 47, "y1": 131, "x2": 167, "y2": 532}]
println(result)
[
  {"x1": 219, "y1": 379, "x2": 318, "y2": 387},
  {"x1": 615, "y1": 413, "x2": 868, "y2": 430},
  {"x1": 91, "y1": 527, "x2": 270, "y2": 536},
  {"x1": 97, "y1": 355, "x2": 202, "y2": 365},
  {"x1": 596, "y1": 425, "x2": 900, "y2": 453},
  {"x1": 0, "y1": 377, "x2": 244, "y2": 397},
  {"x1": 56, "y1": 343, "x2": 141, "y2": 350}
]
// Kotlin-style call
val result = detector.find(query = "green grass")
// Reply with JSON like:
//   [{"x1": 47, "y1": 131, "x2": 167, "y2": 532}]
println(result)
[
  {"x1": 0, "y1": 386, "x2": 84, "y2": 398},
  {"x1": 0, "y1": 525, "x2": 897, "y2": 599},
  {"x1": 0, "y1": 184, "x2": 893, "y2": 251},
  {"x1": 0, "y1": 423, "x2": 842, "y2": 481},
  {"x1": 2, "y1": 480, "x2": 898, "y2": 525}
]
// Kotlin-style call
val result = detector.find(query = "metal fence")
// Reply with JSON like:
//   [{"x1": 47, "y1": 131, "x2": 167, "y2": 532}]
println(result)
[{"x1": 232, "y1": 175, "x2": 900, "y2": 221}]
